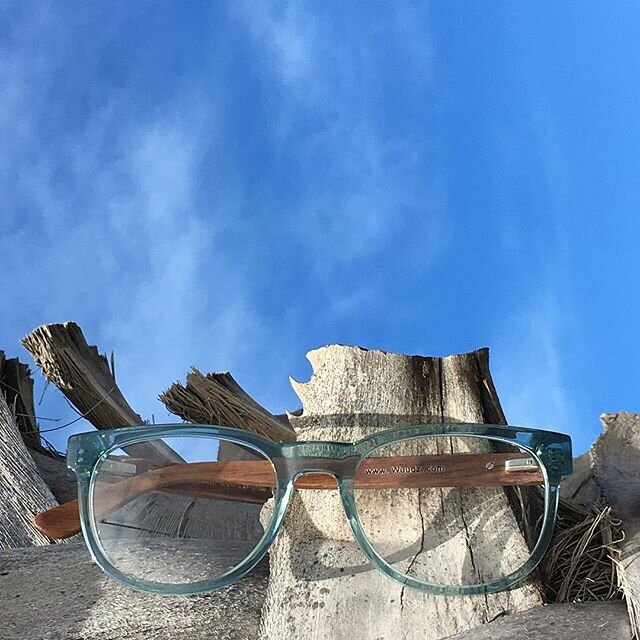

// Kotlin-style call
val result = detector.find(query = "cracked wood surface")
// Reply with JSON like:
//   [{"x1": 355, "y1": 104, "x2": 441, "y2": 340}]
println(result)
[
  {"x1": 259, "y1": 346, "x2": 542, "y2": 640},
  {"x1": 0, "y1": 393, "x2": 58, "y2": 549}
]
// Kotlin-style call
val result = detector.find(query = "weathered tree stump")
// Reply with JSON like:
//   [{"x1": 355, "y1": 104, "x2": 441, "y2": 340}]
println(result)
[
  {"x1": 0, "y1": 392, "x2": 58, "y2": 548},
  {"x1": 260, "y1": 346, "x2": 543, "y2": 640}
]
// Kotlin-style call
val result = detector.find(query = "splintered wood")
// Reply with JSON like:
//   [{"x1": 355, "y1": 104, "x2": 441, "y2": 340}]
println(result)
[
  {"x1": 22, "y1": 323, "x2": 142, "y2": 429},
  {"x1": 0, "y1": 393, "x2": 58, "y2": 548},
  {"x1": 22, "y1": 322, "x2": 181, "y2": 465},
  {"x1": 160, "y1": 368, "x2": 296, "y2": 442},
  {"x1": 0, "y1": 351, "x2": 40, "y2": 451}
]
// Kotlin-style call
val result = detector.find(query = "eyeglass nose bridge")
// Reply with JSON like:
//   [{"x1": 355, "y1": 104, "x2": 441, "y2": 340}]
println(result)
[{"x1": 278, "y1": 441, "x2": 361, "y2": 484}]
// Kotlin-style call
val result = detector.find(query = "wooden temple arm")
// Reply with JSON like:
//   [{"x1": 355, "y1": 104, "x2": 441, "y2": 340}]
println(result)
[{"x1": 34, "y1": 452, "x2": 541, "y2": 540}]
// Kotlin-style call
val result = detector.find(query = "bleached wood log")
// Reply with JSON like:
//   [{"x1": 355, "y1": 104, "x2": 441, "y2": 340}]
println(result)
[
  {"x1": 444, "y1": 601, "x2": 631, "y2": 640},
  {"x1": 0, "y1": 393, "x2": 58, "y2": 548},
  {"x1": 0, "y1": 543, "x2": 266, "y2": 640},
  {"x1": 22, "y1": 322, "x2": 181, "y2": 464},
  {"x1": 592, "y1": 411, "x2": 640, "y2": 636},
  {"x1": 260, "y1": 346, "x2": 543, "y2": 640}
]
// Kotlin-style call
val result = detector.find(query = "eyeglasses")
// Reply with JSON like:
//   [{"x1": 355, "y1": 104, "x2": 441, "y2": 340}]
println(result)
[{"x1": 35, "y1": 423, "x2": 572, "y2": 596}]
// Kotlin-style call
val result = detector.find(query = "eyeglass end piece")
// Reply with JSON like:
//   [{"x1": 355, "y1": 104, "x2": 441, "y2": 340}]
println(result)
[{"x1": 504, "y1": 457, "x2": 537, "y2": 472}]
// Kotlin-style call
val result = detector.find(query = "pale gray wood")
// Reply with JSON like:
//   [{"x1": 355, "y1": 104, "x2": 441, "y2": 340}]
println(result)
[
  {"x1": 592, "y1": 412, "x2": 640, "y2": 521},
  {"x1": 0, "y1": 542, "x2": 267, "y2": 640},
  {"x1": 0, "y1": 393, "x2": 58, "y2": 548},
  {"x1": 444, "y1": 601, "x2": 631, "y2": 640},
  {"x1": 260, "y1": 346, "x2": 542, "y2": 640},
  {"x1": 560, "y1": 451, "x2": 602, "y2": 512},
  {"x1": 0, "y1": 349, "x2": 75, "y2": 503},
  {"x1": 592, "y1": 411, "x2": 640, "y2": 636},
  {"x1": 22, "y1": 322, "x2": 181, "y2": 464}
]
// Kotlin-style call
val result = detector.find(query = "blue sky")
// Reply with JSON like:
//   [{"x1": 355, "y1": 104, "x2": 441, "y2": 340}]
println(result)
[{"x1": 1, "y1": 2, "x2": 639, "y2": 455}]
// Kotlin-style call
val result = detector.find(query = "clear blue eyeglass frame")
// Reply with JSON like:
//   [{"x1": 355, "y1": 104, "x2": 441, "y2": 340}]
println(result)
[{"x1": 67, "y1": 422, "x2": 572, "y2": 596}]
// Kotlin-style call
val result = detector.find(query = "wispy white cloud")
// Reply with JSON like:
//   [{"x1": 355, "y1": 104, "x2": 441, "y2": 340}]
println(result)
[
  {"x1": 0, "y1": 5, "x2": 268, "y2": 439},
  {"x1": 233, "y1": 2, "x2": 448, "y2": 273},
  {"x1": 1, "y1": 2, "x2": 451, "y2": 449},
  {"x1": 492, "y1": 292, "x2": 576, "y2": 433},
  {"x1": 489, "y1": 95, "x2": 589, "y2": 448},
  {"x1": 236, "y1": 2, "x2": 320, "y2": 100}
]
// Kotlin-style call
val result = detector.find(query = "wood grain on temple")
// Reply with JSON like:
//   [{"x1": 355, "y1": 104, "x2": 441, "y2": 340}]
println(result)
[{"x1": 34, "y1": 452, "x2": 541, "y2": 540}]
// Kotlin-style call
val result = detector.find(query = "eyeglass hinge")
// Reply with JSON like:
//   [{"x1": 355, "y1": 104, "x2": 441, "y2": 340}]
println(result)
[{"x1": 504, "y1": 457, "x2": 537, "y2": 472}]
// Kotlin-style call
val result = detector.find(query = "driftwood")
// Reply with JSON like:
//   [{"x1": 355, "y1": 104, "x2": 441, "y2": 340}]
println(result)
[
  {"x1": 561, "y1": 451, "x2": 603, "y2": 512},
  {"x1": 592, "y1": 411, "x2": 640, "y2": 636},
  {"x1": 260, "y1": 346, "x2": 543, "y2": 640},
  {"x1": 0, "y1": 543, "x2": 266, "y2": 640},
  {"x1": 0, "y1": 351, "x2": 75, "y2": 504},
  {"x1": 0, "y1": 393, "x2": 58, "y2": 548},
  {"x1": 22, "y1": 323, "x2": 142, "y2": 429},
  {"x1": 0, "y1": 546, "x2": 628, "y2": 640},
  {"x1": 1, "y1": 543, "x2": 628, "y2": 640}
]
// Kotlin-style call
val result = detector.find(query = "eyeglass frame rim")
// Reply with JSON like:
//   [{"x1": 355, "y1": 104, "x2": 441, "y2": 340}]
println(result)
[{"x1": 68, "y1": 422, "x2": 572, "y2": 597}]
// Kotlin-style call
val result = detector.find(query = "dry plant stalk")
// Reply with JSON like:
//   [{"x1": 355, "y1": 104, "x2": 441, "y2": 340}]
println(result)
[
  {"x1": 22, "y1": 322, "x2": 182, "y2": 464},
  {"x1": 542, "y1": 500, "x2": 624, "y2": 603},
  {"x1": 22, "y1": 323, "x2": 141, "y2": 429},
  {"x1": 160, "y1": 368, "x2": 296, "y2": 442}
]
